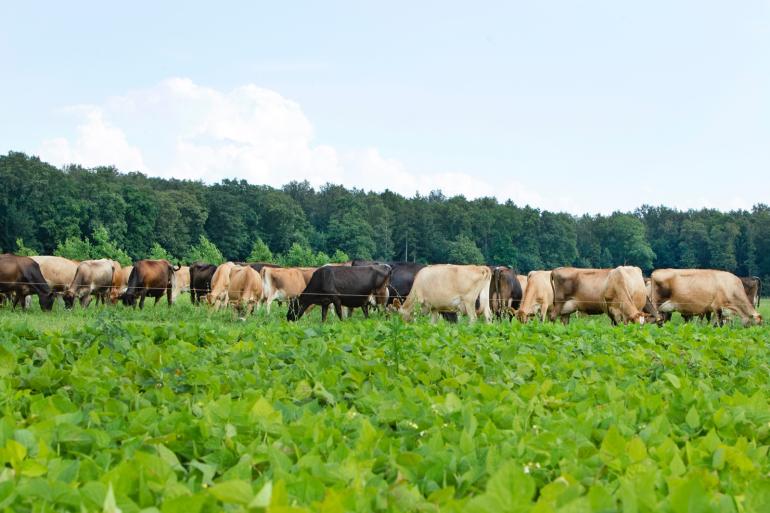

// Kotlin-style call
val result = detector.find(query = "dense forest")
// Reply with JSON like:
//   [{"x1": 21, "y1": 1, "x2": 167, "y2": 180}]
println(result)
[{"x1": 1, "y1": 151, "x2": 768, "y2": 281}]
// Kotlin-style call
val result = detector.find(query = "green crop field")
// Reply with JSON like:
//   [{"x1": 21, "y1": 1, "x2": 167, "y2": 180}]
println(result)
[{"x1": 0, "y1": 299, "x2": 769, "y2": 512}]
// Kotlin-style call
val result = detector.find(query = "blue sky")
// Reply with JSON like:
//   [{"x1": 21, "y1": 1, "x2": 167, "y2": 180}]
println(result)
[{"x1": 1, "y1": 1, "x2": 768, "y2": 214}]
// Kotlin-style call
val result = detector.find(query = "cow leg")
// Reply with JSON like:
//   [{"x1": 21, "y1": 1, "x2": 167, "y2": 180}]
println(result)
[
  {"x1": 167, "y1": 285, "x2": 173, "y2": 306},
  {"x1": 264, "y1": 295, "x2": 273, "y2": 314},
  {"x1": 333, "y1": 299, "x2": 344, "y2": 321},
  {"x1": 362, "y1": 304, "x2": 370, "y2": 319},
  {"x1": 139, "y1": 291, "x2": 147, "y2": 309},
  {"x1": 560, "y1": 314, "x2": 570, "y2": 325},
  {"x1": 465, "y1": 301, "x2": 477, "y2": 323},
  {"x1": 320, "y1": 303, "x2": 329, "y2": 322},
  {"x1": 81, "y1": 294, "x2": 91, "y2": 308}
]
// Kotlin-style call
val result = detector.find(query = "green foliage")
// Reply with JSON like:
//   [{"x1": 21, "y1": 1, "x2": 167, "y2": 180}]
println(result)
[
  {"x1": 54, "y1": 236, "x2": 93, "y2": 261},
  {"x1": 246, "y1": 237, "x2": 274, "y2": 263},
  {"x1": 447, "y1": 235, "x2": 485, "y2": 264},
  {"x1": 147, "y1": 242, "x2": 175, "y2": 262},
  {"x1": 14, "y1": 238, "x2": 37, "y2": 256},
  {"x1": 3, "y1": 152, "x2": 770, "y2": 282},
  {"x1": 185, "y1": 235, "x2": 225, "y2": 265},
  {"x1": 277, "y1": 242, "x2": 331, "y2": 267},
  {"x1": 0, "y1": 303, "x2": 768, "y2": 511},
  {"x1": 330, "y1": 249, "x2": 350, "y2": 263},
  {"x1": 90, "y1": 226, "x2": 132, "y2": 266}
]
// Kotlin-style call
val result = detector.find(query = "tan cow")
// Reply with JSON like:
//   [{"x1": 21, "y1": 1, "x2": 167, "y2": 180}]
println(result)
[
  {"x1": 261, "y1": 266, "x2": 315, "y2": 313},
  {"x1": 228, "y1": 266, "x2": 263, "y2": 316},
  {"x1": 64, "y1": 259, "x2": 119, "y2": 308},
  {"x1": 651, "y1": 269, "x2": 762, "y2": 326},
  {"x1": 517, "y1": 270, "x2": 553, "y2": 323},
  {"x1": 172, "y1": 265, "x2": 190, "y2": 301},
  {"x1": 208, "y1": 262, "x2": 240, "y2": 310},
  {"x1": 399, "y1": 264, "x2": 492, "y2": 323},
  {"x1": 550, "y1": 267, "x2": 611, "y2": 324},
  {"x1": 603, "y1": 266, "x2": 648, "y2": 325},
  {"x1": 30, "y1": 256, "x2": 79, "y2": 298}
]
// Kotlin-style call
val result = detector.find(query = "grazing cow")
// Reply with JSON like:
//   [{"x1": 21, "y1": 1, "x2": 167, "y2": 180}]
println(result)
[
  {"x1": 122, "y1": 259, "x2": 176, "y2": 308},
  {"x1": 381, "y1": 262, "x2": 458, "y2": 322},
  {"x1": 489, "y1": 266, "x2": 523, "y2": 319},
  {"x1": 261, "y1": 266, "x2": 315, "y2": 313},
  {"x1": 208, "y1": 262, "x2": 240, "y2": 310},
  {"x1": 172, "y1": 265, "x2": 190, "y2": 301},
  {"x1": 111, "y1": 265, "x2": 133, "y2": 303},
  {"x1": 603, "y1": 266, "x2": 649, "y2": 325},
  {"x1": 0, "y1": 254, "x2": 54, "y2": 310},
  {"x1": 189, "y1": 263, "x2": 218, "y2": 305},
  {"x1": 550, "y1": 267, "x2": 612, "y2": 324},
  {"x1": 30, "y1": 256, "x2": 78, "y2": 299},
  {"x1": 651, "y1": 269, "x2": 762, "y2": 326},
  {"x1": 399, "y1": 264, "x2": 492, "y2": 323},
  {"x1": 287, "y1": 264, "x2": 391, "y2": 321},
  {"x1": 228, "y1": 266, "x2": 264, "y2": 316},
  {"x1": 517, "y1": 270, "x2": 553, "y2": 323},
  {"x1": 740, "y1": 276, "x2": 762, "y2": 308},
  {"x1": 64, "y1": 259, "x2": 120, "y2": 308}
]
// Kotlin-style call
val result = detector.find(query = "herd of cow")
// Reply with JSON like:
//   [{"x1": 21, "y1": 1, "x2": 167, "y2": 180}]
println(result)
[{"x1": 0, "y1": 253, "x2": 763, "y2": 326}]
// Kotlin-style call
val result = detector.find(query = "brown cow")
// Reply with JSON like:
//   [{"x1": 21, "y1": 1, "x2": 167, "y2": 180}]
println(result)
[
  {"x1": 517, "y1": 270, "x2": 553, "y2": 323},
  {"x1": 489, "y1": 266, "x2": 523, "y2": 319},
  {"x1": 208, "y1": 262, "x2": 240, "y2": 310},
  {"x1": 0, "y1": 254, "x2": 54, "y2": 310},
  {"x1": 228, "y1": 266, "x2": 263, "y2": 316},
  {"x1": 399, "y1": 264, "x2": 492, "y2": 323},
  {"x1": 740, "y1": 277, "x2": 761, "y2": 308},
  {"x1": 550, "y1": 267, "x2": 611, "y2": 324},
  {"x1": 122, "y1": 259, "x2": 176, "y2": 308},
  {"x1": 31, "y1": 256, "x2": 79, "y2": 299},
  {"x1": 651, "y1": 269, "x2": 761, "y2": 326},
  {"x1": 261, "y1": 266, "x2": 315, "y2": 313},
  {"x1": 603, "y1": 266, "x2": 648, "y2": 325},
  {"x1": 64, "y1": 259, "x2": 120, "y2": 308},
  {"x1": 111, "y1": 265, "x2": 133, "y2": 304}
]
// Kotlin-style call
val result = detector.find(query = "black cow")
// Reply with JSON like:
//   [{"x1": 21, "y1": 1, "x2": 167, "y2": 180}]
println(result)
[
  {"x1": 249, "y1": 262, "x2": 281, "y2": 273},
  {"x1": 287, "y1": 264, "x2": 391, "y2": 322},
  {"x1": 0, "y1": 254, "x2": 55, "y2": 310},
  {"x1": 189, "y1": 263, "x2": 218, "y2": 305}
]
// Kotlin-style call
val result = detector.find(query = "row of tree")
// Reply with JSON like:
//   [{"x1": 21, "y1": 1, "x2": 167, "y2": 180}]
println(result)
[{"x1": 2, "y1": 152, "x2": 768, "y2": 281}]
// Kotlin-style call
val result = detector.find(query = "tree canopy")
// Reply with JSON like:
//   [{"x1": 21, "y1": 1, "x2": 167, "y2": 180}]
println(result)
[{"x1": 1, "y1": 152, "x2": 767, "y2": 282}]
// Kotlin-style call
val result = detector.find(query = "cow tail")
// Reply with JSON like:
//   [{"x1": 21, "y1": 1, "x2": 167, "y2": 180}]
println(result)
[
  {"x1": 479, "y1": 267, "x2": 492, "y2": 320},
  {"x1": 168, "y1": 263, "x2": 177, "y2": 297},
  {"x1": 757, "y1": 277, "x2": 762, "y2": 307},
  {"x1": 261, "y1": 268, "x2": 273, "y2": 301}
]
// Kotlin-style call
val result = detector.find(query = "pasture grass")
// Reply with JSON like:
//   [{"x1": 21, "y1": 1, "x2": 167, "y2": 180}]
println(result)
[{"x1": 0, "y1": 296, "x2": 768, "y2": 512}]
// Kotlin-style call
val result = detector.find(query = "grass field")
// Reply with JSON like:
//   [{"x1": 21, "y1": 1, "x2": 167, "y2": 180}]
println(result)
[{"x1": 0, "y1": 298, "x2": 769, "y2": 512}]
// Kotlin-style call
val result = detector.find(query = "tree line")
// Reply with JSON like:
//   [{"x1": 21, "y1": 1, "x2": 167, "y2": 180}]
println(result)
[{"x1": 2, "y1": 151, "x2": 768, "y2": 282}]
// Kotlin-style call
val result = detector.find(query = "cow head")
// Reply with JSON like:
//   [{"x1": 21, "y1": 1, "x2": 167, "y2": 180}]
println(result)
[
  {"x1": 122, "y1": 292, "x2": 137, "y2": 307},
  {"x1": 62, "y1": 291, "x2": 76, "y2": 309},
  {"x1": 39, "y1": 291, "x2": 55, "y2": 311},
  {"x1": 286, "y1": 298, "x2": 302, "y2": 321}
]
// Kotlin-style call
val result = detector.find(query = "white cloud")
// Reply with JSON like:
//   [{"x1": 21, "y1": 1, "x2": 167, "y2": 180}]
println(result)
[
  {"x1": 39, "y1": 106, "x2": 145, "y2": 172},
  {"x1": 38, "y1": 77, "x2": 553, "y2": 209}
]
